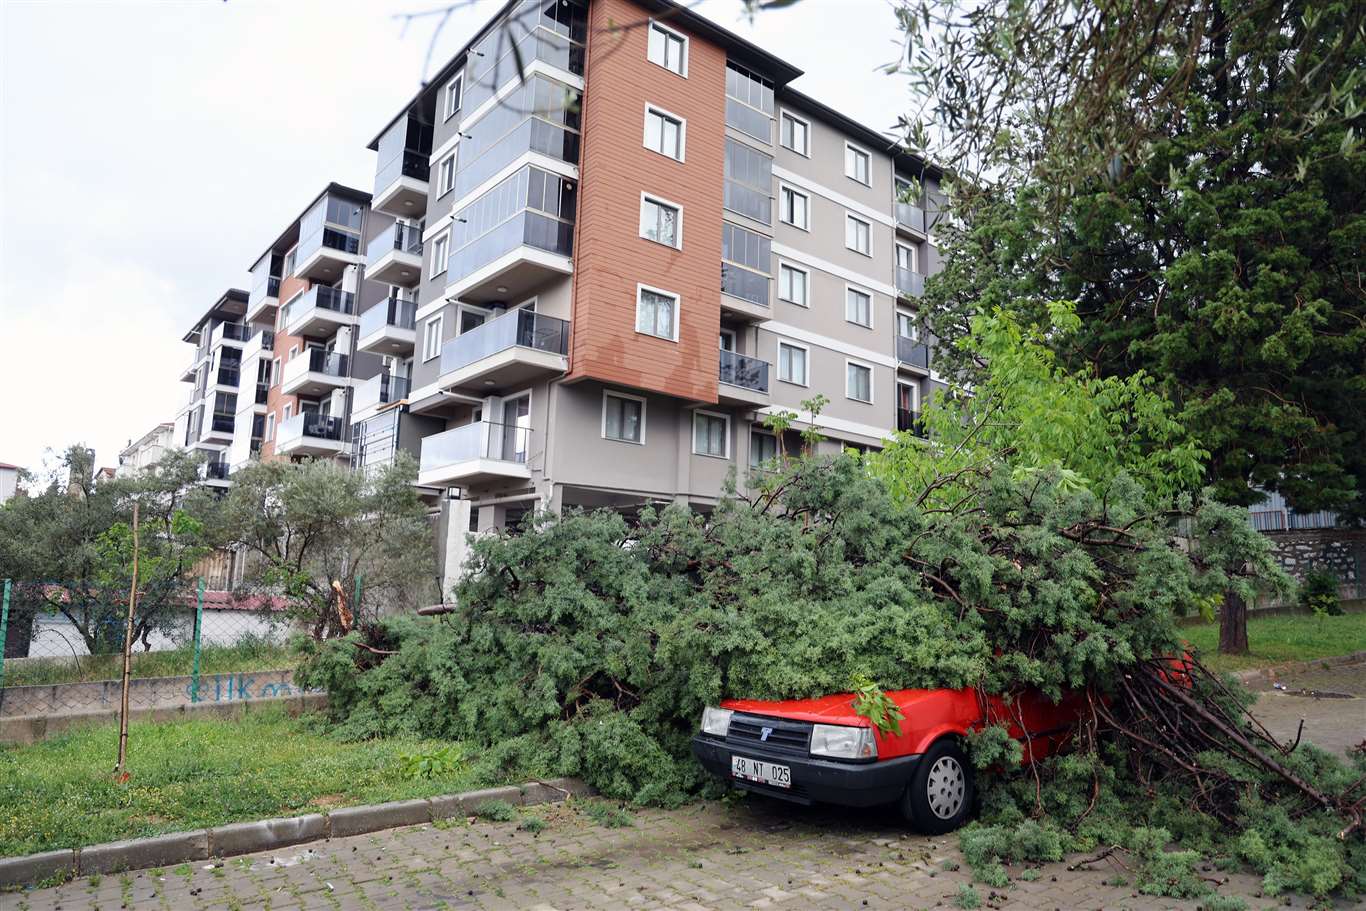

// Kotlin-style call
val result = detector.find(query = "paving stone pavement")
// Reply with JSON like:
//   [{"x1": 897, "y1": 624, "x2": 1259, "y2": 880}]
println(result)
[{"x1": 10, "y1": 798, "x2": 1355, "y2": 911}]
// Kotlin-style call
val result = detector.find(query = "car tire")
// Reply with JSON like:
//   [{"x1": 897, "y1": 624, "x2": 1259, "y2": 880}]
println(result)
[{"x1": 899, "y1": 739, "x2": 974, "y2": 834}]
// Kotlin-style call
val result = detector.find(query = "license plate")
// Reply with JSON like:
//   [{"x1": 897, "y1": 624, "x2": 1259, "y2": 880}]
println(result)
[{"x1": 731, "y1": 755, "x2": 791, "y2": 788}]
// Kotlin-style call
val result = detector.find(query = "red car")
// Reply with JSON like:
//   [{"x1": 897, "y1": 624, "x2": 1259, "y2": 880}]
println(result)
[{"x1": 692, "y1": 686, "x2": 1085, "y2": 833}]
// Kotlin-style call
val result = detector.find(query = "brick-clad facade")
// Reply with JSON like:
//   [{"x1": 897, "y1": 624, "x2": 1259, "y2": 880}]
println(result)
[{"x1": 568, "y1": 0, "x2": 726, "y2": 404}]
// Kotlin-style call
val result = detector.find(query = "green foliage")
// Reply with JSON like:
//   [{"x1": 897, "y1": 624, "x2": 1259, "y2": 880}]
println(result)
[
  {"x1": 397, "y1": 744, "x2": 464, "y2": 781},
  {"x1": 850, "y1": 674, "x2": 905, "y2": 737},
  {"x1": 960, "y1": 821, "x2": 1064, "y2": 887},
  {"x1": 579, "y1": 799, "x2": 634, "y2": 829},
  {"x1": 1126, "y1": 827, "x2": 1205, "y2": 898},
  {"x1": 963, "y1": 725, "x2": 1022, "y2": 770},
  {"x1": 953, "y1": 883, "x2": 981, "y2": 909},
  {"x1": 1202, "y1": 897, "x2": 1248, "y2": 911},
  {"x1": 517, "y1": 815, "x2": 546, "y2": 834},
  {"x1": 473, "y1": 800, "x2": 517, "y2": 822},
  {"x1": 1300, "y1": 569, "x2": 1343, "y2": 618}
]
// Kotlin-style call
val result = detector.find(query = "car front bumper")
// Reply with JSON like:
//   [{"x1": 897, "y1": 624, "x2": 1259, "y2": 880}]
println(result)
[{"x1": 692, "y1": 735, "x2": 921, "y2": 807}]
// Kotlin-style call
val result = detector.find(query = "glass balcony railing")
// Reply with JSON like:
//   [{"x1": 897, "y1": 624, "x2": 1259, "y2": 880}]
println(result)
[
  {"x1": 718, "y1": 350, "x2": 769, "y2": 393},
  {"x1": 366, "y1": 222, "x2": 423, "y2": 263},
  {"x1": 721, "y1": 264, "x2": 770, "y2": 307},
  {"x1": 445, "y1": 210, "x2": 573, "y2": 288},
  {"x1": 248, "y1": 273, "x2": 281, "y2": 313},
  {"x1": 420, "y1": 421, "x2": 530, "y2": 473},
  {"x1": 375, "y1": 149, "x2": 430, "y2": 196},
  {"x1": 203, "y1": 461, "x2": 230, "y2": 480},
  {"x1": 254, "y1": 383, "x2": 269, "y2": 405},
  {"x1": 439, "y1": 309, "x2": 569, "y2": 376},
  {"x1": 303, "y1": 347, "x2": 349, "y2": 378},
  {"x1": 896, "y1": 267, "x2": 925, "y2": 298},
  {"x1": 281, "y1": 285, "x2": 356, "y2": 327},
  {"x1": 209, "y1": 413, "x2": 235, "y2": 434},
  {"x1": 216, "y1": 365, "x2": 240, "y2": 387},
  {"x1": 359, "y1": 298, "x2": 418, "y2": 338},
  {"x1": 897, "y1": 408, "x2": 926, "y2": 437},
  {"x1": 278, "y1": 412, "x2": 346, "y2": 448},
  {"x1": 896, "y1": 202, "x2": 926, "y2": 234},
  {"x1": 354, "y1": 372, "x2": 411, "y2": 413},
  {"x1": 896, "y1": 335, "x2": 930, "y2": 370},
  {"x1": 215, "y1": 322, "x2": 250, "y2": 343},
  {"x1": 453, "y1": 113, "x2": 580, "y2": 202}
]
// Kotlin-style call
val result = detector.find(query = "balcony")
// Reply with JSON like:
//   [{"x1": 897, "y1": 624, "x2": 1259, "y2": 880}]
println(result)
[
  {"x1": 357, "y1": 298, "x2": 417, "y2": 355},
  {"x1": 202, "y1": 460, "x2": 231, "y2": 485},
  {"x1": 247, "y1": 328, "x2": 275, "y2": 353},
  {"x1": 202, "y1": 412, "x2": 235, "y2": 443},
  {"x1": 896, "y1": 267, "x2": 925, "y2": 299},
  {"x1": 352, "y1": 372, "x2": 411, "y2": 421},
  {"x1": 281, "y1": 348, "x2": 350, "y2": 397},
  {"x1": 896, "y1": 335, "x2": 931, "y2": 372},
  {"x1": 215, "y1": 364, "x2": 241, "y2": 388},
  {"x1": 446, "y1": 209, "x2": 574, "y2": 303},
  {"x1": 720, "y1": 265, "x2": 771, "y2": 322},
  {"x1": 366, "y1": 222, "x2": 424, "y2": 287},
  {"x1": 896, "y1": 202, "x2": 926, "y2": 235},
  {"x1": 897, "y1": 408, "x2": 927, "y2": 438},
  {"x1": 438, "y1": 309, "x2": 568, "y2": 393},
  {"x1": 276, "y1": 412, "x2": 347, "y2": 457},
  {"x1": 210, "y1": 321, "x2": 249, "y2": 349},
  {"x1": 294, "y1": 227, "x2": 363, "y2": 283},
  {"x1": 281, "y1": 285, "x2": 357, "y2": 339},
  {"x1": 717, "y1": 350, "x2": 770, "y2": 406},
  {"x1": 418, "y1": 421, "x2": 531, "y2": 488},
  {"x1": 246, "y1": 274, "x2": 282, "y2": 323}
]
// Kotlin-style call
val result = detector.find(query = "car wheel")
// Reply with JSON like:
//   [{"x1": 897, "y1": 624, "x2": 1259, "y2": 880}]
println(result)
[{"x1": 899, "y1": 739, "x2": 974, "y2": 834}]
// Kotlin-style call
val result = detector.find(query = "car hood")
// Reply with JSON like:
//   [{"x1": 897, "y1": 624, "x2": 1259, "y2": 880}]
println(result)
[{"x1": 721, "y1": 688, "x2": 968, "y2": 727}]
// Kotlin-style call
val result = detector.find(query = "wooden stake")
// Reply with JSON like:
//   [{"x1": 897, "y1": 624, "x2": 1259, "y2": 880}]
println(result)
[{"x1": 115, "y1": 502, "x2": 139, "y2": 775}]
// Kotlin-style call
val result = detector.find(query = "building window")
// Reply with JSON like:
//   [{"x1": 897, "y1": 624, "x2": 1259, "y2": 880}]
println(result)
[
  {"x1": 897, "y1": 310, "x2": 917, "y2": 339},
  {"x1": 778, "y1": 263, "x2": 808, "y2": 307},
  {"x1": 438, "y1": 153, "x2": 456, "y2": 196},
  {"x1": 897, "y1": 242, "x2": 917, "y2": 273},
  {"x1": 430, "y1": 233, "x2": 449, "y2": 278},
  {"x1": 635, "y1": 285, "x2": 678, "y2": 341},
  {"x1": 640, "y1": 194, "x2": 682, "y2": 248},
  {"x1": 723, "y1": 138, "x2": 773, "y2": 224},
  {"x1": 846, "y1": 287, "x2": 872, "y2": 328},
  {"x1": 846, "y1": 361, "x2": 873, "y2": 403},
  {"x1": 845, "y1": 214, "x2": 871, "y2": 255},
  {"x1": 750, "y1": 429, "x2": 778, "y2": 467},
  {"x1": 845, "y1": 143, "x2": 871, "y2": 185},
  {"x1": 780, "y1": 186, "x2": 809, "y2": 230},
  {"x1": 423, "y1": 314, "x2": 443, "y2": 362},
  {"x1": 725, "y1": 62, "x2": 774, "y2": 143},
  {"x1": 647, "y1": 21, "x2": 687, "y2": 76},
  {"x1": 265, "y1": 413, "x2": 276, "y2": 442},
  {"x1": 644, "y1": 105, "x2": 685, "y2": 161},
  {"x1": 270, "y1": 357, "x2": 281, "y2": 387},
  {"x1": 778, "y1": 342, "x2": 808, "y2": 386},
  {"x1": 603, "y1": 391, "x2": 645, "y2": 444},
  {"x1": 283, "y1": 403, "x2": 293, "y2": 421},
  {"x1": 780, "y1": 111, "x2": 809, "y2": 156},
  {"x1": 445, "y1": 73, "x2": 463, "y2": 120},
  {"x1": 721, "y1": 221, "x2": 771, "y2": 306},
  {"x1": 693, "y1": 411, "x2": 729, "y2": 458}
]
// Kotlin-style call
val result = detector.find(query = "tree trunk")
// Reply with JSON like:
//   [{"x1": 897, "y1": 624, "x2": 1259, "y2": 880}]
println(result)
[{"x1": 1218, "y1": 590, "x2": 1249, "y2": 655}]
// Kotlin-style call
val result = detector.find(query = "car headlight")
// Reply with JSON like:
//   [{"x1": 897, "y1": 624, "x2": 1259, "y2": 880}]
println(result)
[
  {"x1": 810, "y1": 723, "x2": 878, "y2": 759},
  {"x1": 700, "y1": 706, "x2": 733, "y2": 737}
]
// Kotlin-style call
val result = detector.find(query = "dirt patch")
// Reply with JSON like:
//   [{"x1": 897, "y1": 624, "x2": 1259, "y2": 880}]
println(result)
[{"x1": 307, "y1": 794, "x2": 346, "y2": 809}]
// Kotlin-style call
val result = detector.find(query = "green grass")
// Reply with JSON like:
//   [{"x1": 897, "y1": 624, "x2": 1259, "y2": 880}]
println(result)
[
  {"x1": 1183, "y1": 610, "x2": 1366, "y2": 673},
  {"x1": 0, "y1": 706, "x2": 480, "y2": 856},
  {"x1": 2, "y1": 638, "x2": 296, "y2": 687}
]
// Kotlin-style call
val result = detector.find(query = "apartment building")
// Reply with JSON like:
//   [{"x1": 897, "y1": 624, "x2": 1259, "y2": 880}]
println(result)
[
  {"x1": 343, "y1": 0, "x2": 948, "y2": 590},
  {"x1": 225, "y1": 184, "x2": 394, "y2": 470},
  {"x1": 174, "y1": 289, "x2": 252, "y2": 487},
  {"x1": 116, "y1": 422, "x2": 174, "y2": 477}
]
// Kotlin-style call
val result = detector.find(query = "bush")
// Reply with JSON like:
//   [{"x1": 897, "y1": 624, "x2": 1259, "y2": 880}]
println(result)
[{"x1": 1299, "y1": 568, "x2": 1343, "y2": 617}]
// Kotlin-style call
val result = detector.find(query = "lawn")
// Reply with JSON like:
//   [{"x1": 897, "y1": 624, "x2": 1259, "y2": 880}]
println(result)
[
  {"x1": 1183, "y1": 609, "x2": 1366, "y2": 673},
  {"x1": 2, "y1": 638, "x2": 296, "y2": 687},
  {"x1": 0, "y1": 706, "x2": 480, "y2": 857}
]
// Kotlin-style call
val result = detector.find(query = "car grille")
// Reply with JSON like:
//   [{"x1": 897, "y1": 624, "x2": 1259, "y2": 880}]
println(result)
[{"x1": 726, "y1": 712, "x2": 813, "y2": 756}]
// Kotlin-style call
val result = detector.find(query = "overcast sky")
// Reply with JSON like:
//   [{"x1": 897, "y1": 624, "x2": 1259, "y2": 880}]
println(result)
[{"x1": 0, "y1": 0, "x2": 912, "y2": 476}]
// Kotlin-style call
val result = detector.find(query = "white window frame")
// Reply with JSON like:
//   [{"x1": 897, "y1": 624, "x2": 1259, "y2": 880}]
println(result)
[
  {"x1": 423, "y1": 314, "x2": 444, "y2": 362},
  {"x1": 845, "y1": 213, "x2": 872, "y2": 256},
  {"x1": 845, "y1": 358, "x2": 874, "y2": 404},
  {"x1": 718, "y1": 329, "x2": 736, "y2": 351},
  {"x1": 634, "y1": 283, "x2": 680, "y2": 342},
  {"x1": 779, "y1": 110, "x2": 810, "y2": 157},
  {"x1": 646, "y1": 20, "x2": 689, "y2": 77},
  {"x1": 265, "y1": 412, "x2": 276, "y2": 442},
  {"x1": 749, "y1": 427, "x2": 778, "y2": 468},
  {"x1": 896, "y1": 308, "x2": 918, "y2": 340},
  {"x1": 691, "y1": 409, "x2": 730, "y2": 459},
  {"x1": 642, "y1": 103, "x2": 686, "y2": 162},
  {"x1": 845, "y1": 284, "x2": 874, "y2": 329},
  {"x1": 639, "y1": 192, "x2": 684, "y2": 249},
  {"x1": 898, "y1": 379, "x2": 921, "y2": 413},
  {"x1": 445, "y1": 72, "x2": 464, "y2": 121},
  {"x1": 283, "y1": 402, "x2": 293, "y2": 421},
  {"x1": 438, "y1": 153, "x2": 456, "y2": 196},
  {"x1": 844, "y1": 141, "x2": 871, "y2": 186},
  {"x1": 779, "y1": 183, "x2": 809, "y2": 231},
  {"x1": 601, "y1": 389, "x2": 647, "y2": 445},
  {"x1": 270, "y1": 357, "x2": 282, "y2": 387},
  {"x1": 430, "y1": 232, "x2": 449, "y2": 279},
  {"x1": 896, "y1": 241, "x2": 918, "y2": 273},
  {"x1": 777, "y1": 340, "x2": 810, "y2": 387},
  {"x1": 777, "y1": 261, "x2": 809, "y2": 307}
]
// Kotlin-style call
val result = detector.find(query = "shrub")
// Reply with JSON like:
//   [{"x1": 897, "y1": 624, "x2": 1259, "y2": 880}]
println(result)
[{"x1": 1299, "y1": 568, "x2": 1343, "y2": 617}]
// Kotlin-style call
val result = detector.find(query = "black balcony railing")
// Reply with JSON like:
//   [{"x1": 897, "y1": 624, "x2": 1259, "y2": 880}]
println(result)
[
  {"x1": 897, "y1": 408, "x2": 926, "y2": 437},
  {"x1": 306, "y1": 347, "x2": 349, "y2": 377},
  {"x1": 896, "y1": 335, "x2": 930, "y2": 370},
  {"x1": 204, "y1": 461, "x2": 230, "y2": 480},
  {"x1": 718, "y1": 350, "x2": 769, "y2": 393}
]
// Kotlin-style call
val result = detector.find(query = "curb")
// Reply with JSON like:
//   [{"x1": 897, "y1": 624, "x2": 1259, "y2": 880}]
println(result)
[
  {"x1": 1234, "y1": 650, "x2": 1366, "y2": 685},
  {"x1": 0, "y1": 777, "x2": 592, "y2": 889}
]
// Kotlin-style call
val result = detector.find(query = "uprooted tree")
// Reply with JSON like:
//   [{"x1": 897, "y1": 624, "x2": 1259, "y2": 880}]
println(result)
[{"x1": 298, "y1": 307, "x2": 1363, "y2": 902}]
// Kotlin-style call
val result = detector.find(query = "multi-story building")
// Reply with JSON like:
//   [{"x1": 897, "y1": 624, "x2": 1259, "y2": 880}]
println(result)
[
  {"x1": 116, "y1": 422, "x2": 175, "y2": 477},
  {"x1": 345, "y1": 0, "x2": 948, "y2": 590},
  {"x1": 0, "y1": 462, "x2": 19, "y2": 504},
  {"x1": 174, "y1": 289, "x2": 252, "y2": 488},
  {"x1": 226, "y1": 184, "x2": 394, "y2": 470}
]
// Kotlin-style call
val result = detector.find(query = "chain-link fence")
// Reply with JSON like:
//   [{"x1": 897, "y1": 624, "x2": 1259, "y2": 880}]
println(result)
[{"x1": 0, "y1": 579, "x2": 313, "y2": 720}]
